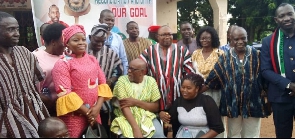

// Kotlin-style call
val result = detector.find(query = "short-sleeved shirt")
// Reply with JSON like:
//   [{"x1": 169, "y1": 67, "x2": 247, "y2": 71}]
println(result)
[{"x1": 111, "y1": 75, "x2": 161, "y2": 137}]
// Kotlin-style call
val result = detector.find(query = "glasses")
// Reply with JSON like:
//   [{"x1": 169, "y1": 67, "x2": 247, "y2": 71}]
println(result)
[
  {"x1": 128, "y1": 67, "x2": 144, "y2": 72},
  {"x1": 199, "y1": 37, "x2": 211, "y2": 41},
  {"x1": 158, "y1": 33, "x2": 173, "y2": 37}
]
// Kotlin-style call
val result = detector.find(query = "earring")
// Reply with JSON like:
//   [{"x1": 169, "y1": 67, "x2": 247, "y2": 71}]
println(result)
[{"x1": 64, "y1": 47, "x2": 72, "y2": 56}]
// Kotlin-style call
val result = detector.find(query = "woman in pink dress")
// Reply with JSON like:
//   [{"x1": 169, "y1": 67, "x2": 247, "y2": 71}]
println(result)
[{"x1": 52, "y1": 25, "x2": 112, "y2": 138}]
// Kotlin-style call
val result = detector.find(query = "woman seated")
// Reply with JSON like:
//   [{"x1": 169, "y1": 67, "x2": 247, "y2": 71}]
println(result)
[{"x1": 169, "y1": 73, "x2": 224, "y2": 138}]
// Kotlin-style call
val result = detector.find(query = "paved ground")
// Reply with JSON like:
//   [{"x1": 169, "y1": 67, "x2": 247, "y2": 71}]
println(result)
[
  {"x1": 167, "y1": 114, "x2": 295, "y2": 138},
  {"x1": 222, "y1": 114, "x2": 295, "y2": 138},
  {"x1": 260, "y1": 114, "x2": 295, "y2": 138}
]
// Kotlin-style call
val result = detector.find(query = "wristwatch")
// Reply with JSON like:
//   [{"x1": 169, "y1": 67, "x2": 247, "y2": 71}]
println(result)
[{"x1": 287, "y1": 83, "x2": 291, "y2": 89}]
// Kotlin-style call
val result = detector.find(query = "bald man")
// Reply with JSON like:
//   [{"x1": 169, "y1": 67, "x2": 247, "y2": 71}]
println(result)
[
  {"x1": 202, "y1": 27, "x2": 270, "y2": 137},
  {"x1": 38, "y1": 117, "x2": 69, "y2": 138},
  {"x1": 219, "y1": 24, "x2": 239, "y2": 51},
  {"x1": 38, "y1": 23, "x2": 50, "y2": 50},
  {"x1": 110, "y1": 58, "x2": 165, "y2": 138}
]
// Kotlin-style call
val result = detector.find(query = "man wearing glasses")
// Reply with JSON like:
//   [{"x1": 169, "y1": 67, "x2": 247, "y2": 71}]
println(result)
[
  {"x1": 110, "y1": 58, "x2": 166, "y2": 138},
  {"x1": 140, "y1": 25, "x2": 195, "y2": 136}
]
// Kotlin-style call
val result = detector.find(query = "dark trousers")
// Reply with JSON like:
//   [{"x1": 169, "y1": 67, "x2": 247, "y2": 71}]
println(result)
[
  {"x1": 100, "y1": 110, "x2": 110, "y2": 137},
  {"x1": 272, "y1": 98, "x2": 295, "y2": 138}
]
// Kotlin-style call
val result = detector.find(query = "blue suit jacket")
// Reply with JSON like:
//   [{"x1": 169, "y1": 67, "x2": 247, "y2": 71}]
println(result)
[{"x1": 261, "y1": 32, "x2": 295, "y2": 103}]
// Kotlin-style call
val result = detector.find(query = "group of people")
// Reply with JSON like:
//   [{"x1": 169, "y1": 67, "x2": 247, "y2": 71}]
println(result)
[{"x1": 1, "y1": 2, "x2": 295, "y2": 138}]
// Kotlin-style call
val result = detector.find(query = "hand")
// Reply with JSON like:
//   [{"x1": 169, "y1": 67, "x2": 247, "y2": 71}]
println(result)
[
  {"x1": 289, "y1": 91, "x2": 295, "y2": 97},
  {"x1": 132, "y1": 128, "x2": 143, "y2": 138},
  {"x1": 289, "y1": 82, "x2": 295, "y2": 93},
  {"x1": 199, "y1": 84, "x2": 209, "y2": 93},
  {"x1": 106, "y1": 77, "x2": 117, "y2": 87},
  {"x1": 86, "y1": 104, "x2": 101, "y2": 126},
  {"x1": 159, "y1": 111, "x2": 171, "y2": 124},
  {"x1": 106, "y1": 79, "x2": 113, "y2": 87},
  {"x1": 40, "y1": 93, "x2": 51, "y2": 105},
  {"x1": 119, "y1": 98, "x2": 138, "y2": 109},
  {"x1": 40, "y1": 94, "x2": 55, "y2": 112}
]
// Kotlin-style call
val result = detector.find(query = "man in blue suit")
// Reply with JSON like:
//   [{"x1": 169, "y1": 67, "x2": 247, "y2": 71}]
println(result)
[{"x1": 261, "y1": 3, "x2": 295, "y2": 138}]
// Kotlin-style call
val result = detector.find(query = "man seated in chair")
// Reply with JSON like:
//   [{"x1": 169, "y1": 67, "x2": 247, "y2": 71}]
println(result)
[{"x1": 110, "y1": 58, "x2": 166, "y2": 138}]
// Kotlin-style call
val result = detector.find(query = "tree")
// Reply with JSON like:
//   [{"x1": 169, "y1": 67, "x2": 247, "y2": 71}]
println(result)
[
  {"x1": 177, "y1": 0, "x2": 213, "y2": 39},
  {"x1": 228, "y1": 0, "x2": 295, "y2": 44},
  {"x1": 177, "y1": 0, "x2": 295, "y2": 44}
]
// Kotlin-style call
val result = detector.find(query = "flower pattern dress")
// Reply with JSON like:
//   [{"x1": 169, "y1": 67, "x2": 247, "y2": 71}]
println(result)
[
  {"x1": 191, "y1": 48, "x2": 224, "y2": 107},
  {"x1": 52, "y1": 53, "x2": 112, "y2": 138}
]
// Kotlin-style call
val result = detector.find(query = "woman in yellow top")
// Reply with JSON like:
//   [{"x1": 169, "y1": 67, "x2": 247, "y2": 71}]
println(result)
[
  {"x1": 192, "y1": 26, "x2": 224, "y2": 100},
  {"x1": 191, "y1": 26, "x2": 225, "y2": 137}
]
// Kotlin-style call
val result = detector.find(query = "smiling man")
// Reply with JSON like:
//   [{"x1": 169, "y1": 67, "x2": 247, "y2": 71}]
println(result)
[
  {"x1": 201, "y1": 26, "x2": 270, "y2": 138},
  {"x1": 0, "y1": 11, "x2": 49, "y2": 138},
  {"x1": 123, "y1": 21, "x2": 151, "y2": 63},
  {"x1": 140, "y1": 26, "x2": 195, "y2": 135},
  {"x1": 110, "y1": 58, "x2": 165, "y2": 138},
  {"x1": 87, "y1": 23, "x2": 123, "y2": 137},
  {"x1": 177, "y1": 21, "x2": 199, "y2": 53},
  {"x1": 261, "y1": 3, "x2": 295, "y2": 138},
  {"x1": 88, "y1": 23, "x2": 123, "y2": 87}
]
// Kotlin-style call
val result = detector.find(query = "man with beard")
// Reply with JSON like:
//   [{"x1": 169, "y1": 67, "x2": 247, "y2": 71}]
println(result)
[
  {"x1": 123, "y1": 21, "x2": 151, "y2": 63},
  {"x1": 63, "y1": 0, "x2": 91, "y2": 24},
  {"x1": 261, "y1": 3, "x2": 295, "y2": 138},
  {"x1": 177, "y1": 21, "x2": 199, "y2": 53},
  {"x1": 47, "y1": 4, "x2": 69, "y2": 27},
  {"x1": 0, "y1": 11, "x2": 49, "y2": 138}
]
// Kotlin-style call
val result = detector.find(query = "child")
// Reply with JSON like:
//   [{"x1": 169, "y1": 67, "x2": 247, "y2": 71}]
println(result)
[{"x1": 38, "y1": 117, "x2": 69, "y2": 138}]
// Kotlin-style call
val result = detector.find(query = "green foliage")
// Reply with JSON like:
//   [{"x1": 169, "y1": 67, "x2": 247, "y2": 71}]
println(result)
[
  {"x1": 229, "y1": 0, "x2": 295, "y2": 43},
  {"x1": 177, "y1": 0, "x2": 295, "y2": 43},
  {"x1": 177, "y1": 0, "x2": 213, "y2": 40}
]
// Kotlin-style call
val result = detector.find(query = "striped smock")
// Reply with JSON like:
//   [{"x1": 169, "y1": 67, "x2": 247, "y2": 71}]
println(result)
[
  {"x1": 123, "y1": 37, "x2": 152, "y2": 63},
  {"x1": 140, "y1": 43, "x2": 195, "y2": 111},
  {"x1": 0, "y1": 46, "x2": 49, "y2": 138}
]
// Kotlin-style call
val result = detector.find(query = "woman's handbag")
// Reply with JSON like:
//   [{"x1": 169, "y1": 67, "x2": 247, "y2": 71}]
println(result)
[{"x1": 80, "y1": 122, "x2": 108, "y2": 138}]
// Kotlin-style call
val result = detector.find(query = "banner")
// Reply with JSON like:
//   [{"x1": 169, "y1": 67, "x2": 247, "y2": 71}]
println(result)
[{"x1": 31, "y1": 0, "x2": 156, "y2": 46}]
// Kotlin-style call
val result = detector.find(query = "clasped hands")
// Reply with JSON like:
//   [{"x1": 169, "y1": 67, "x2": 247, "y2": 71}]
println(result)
[
  {"x1": 159, "y1": 111, "x2": 171, "y2": 124},
  {"x1": 85, "y1": 104, "x2": 101, "y2": 126}
]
